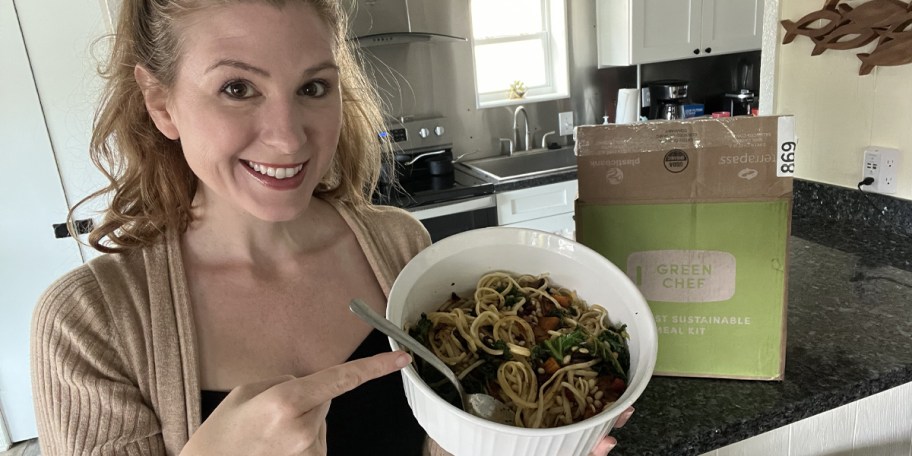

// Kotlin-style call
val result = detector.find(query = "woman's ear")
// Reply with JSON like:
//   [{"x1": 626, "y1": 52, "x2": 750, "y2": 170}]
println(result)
[{"x1": 134, "y1": 65, "x2": 180, "y2": 140}]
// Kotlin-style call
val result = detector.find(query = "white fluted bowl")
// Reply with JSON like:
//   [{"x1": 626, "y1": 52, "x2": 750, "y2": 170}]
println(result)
[{"x1": 386, "y1": 227, "x2": 657, "y2": 456}]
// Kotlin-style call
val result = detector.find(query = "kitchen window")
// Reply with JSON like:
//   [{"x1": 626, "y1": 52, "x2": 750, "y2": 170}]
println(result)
[{"x1": 470, "y1": 0, "x2": 569, "y2": 108}]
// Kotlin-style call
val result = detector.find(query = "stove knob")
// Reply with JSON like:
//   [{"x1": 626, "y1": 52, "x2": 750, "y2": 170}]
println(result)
[
  {"x1": 434, "y1": 126, "x2": 445, "y2": 136},
  {"x1": 418, "y1": 127, "x2": 430, "y2": 138}
]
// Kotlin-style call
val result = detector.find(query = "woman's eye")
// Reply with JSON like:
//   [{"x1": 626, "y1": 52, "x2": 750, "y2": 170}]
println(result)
[
  {"x1": 299, "y1": 80, "x2": 329, "y2": 98},
  {"x1": 221, "y1": 81, "x2": 257, "y2": 99}
]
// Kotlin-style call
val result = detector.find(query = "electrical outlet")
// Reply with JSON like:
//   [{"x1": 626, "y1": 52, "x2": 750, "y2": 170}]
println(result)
[
  {"x1": 861, "y1": 146, "x2": 900, "y2": 194},
  {"x1": 558, "y1": 111, "x2": 574, "y2": 136}
]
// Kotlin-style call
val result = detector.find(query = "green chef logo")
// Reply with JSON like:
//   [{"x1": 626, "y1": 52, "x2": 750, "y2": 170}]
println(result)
[{"x1": 627, "y1": 250, "x2": 736, "y2": 302}]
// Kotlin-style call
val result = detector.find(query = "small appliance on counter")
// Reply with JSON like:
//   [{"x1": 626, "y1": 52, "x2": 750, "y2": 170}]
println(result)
[
  {"x1": 646, "y1": 80, "x2": 689, "y2": 120},
  {"x1": 707, "y1": 58, "x2": 757, "y2": 117}
]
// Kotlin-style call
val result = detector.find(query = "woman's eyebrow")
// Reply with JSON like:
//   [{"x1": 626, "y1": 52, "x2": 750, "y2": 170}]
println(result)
[
  {"x1": 304, "y1": 61, "x2": 340, "y2": 76},
  {"x1": 205, "y1": 59, "x2": 339, "y2": 77},
  {"x1": 206, "y1": 59, "x2": 270, "y2": 76}
]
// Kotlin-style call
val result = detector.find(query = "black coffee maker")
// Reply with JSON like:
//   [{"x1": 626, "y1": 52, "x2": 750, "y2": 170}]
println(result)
[
  {"x1": 647, "y1": 80, "x2": 689, "y2": 120},
  {"x1": 722, "y1": 59, "x2": 757, "y2": 116},
  {"x1": 723, "y1": 89, "x2": 756, "y2": 116}
]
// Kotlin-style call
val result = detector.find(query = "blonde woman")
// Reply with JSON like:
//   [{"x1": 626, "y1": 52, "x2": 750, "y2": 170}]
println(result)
[{"x1": 30, "y1": 1, "x2": 630, "y2": 455}]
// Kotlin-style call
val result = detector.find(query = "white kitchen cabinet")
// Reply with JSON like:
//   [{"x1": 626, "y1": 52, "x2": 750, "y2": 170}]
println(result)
[
  {"x1": 0, "y1": 0, "x2": 86, "y2": 444},
  {"x1": 597, "y1": 0, "x2": 763, "y2": 67},
  {"x1": 496, "y1": 180, "x2": 578, "y2": 239}
]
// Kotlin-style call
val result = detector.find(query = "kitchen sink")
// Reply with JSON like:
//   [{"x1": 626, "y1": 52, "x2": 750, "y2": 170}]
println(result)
[{"x1": 456, "y1": 146, "x2": 577, "y2": 182}]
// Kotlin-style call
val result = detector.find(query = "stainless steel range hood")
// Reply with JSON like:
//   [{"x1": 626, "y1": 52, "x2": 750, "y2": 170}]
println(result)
[{"x1": 349, "y1": 0, "x2": 468, "y2": 47}]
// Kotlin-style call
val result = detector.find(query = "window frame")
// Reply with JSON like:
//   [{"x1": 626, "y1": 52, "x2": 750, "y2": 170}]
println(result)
[{"x1": 469, "y1": 0, "x2": 570, "y2": 109}]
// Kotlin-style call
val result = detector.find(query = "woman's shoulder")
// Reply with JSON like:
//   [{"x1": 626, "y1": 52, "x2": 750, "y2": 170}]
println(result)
[
  {"x1": 37, "y1": 262, "x2": 103, "y2": 317},
  {"x1": 34, "y1": 243, "x2": 163, "y2": 331},
  {"x1": 329, "y1": 199, "x2": 431, "y2": 249},
  {"x1": 33, "y1": 254, "x2": 129, "y2": 347},
  {"x1": 365, "y1": 204, "x2": 431, "y2": 251},
  {"x1": 365, "y1": 204, "x2": 427, "y2": 230}
]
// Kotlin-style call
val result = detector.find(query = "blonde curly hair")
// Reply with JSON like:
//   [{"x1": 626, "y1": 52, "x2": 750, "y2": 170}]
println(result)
[{"x1": 75, "y1": 0, "x2": 389, "y2": 253}]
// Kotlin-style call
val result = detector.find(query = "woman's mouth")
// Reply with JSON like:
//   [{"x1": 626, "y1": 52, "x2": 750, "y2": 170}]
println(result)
[
  {"x1": 244, "y1": 160, "x2": 305, "y2": 179},
  {"x1": 241, "y1": 159, "x2": 308, "y2": 190}
]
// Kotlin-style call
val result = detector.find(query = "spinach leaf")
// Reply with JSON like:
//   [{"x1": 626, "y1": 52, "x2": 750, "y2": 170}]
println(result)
[
  {"x1": 594, "y1": 325, "x2": 630, "y2": 380},
  {"x1": 542, "y1": 327, "x2": 587, "y2": 361}
]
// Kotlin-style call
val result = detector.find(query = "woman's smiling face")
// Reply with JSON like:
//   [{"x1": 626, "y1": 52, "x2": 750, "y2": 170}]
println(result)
[{"x1": 155, "y1": 1, "x2": 342, "y2": 221}]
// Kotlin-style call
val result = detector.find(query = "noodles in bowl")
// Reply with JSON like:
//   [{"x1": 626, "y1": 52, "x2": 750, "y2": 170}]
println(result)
[
  {"x1": 386, "y1": 227, "x2": 657, "y2": 456},
  {"x1": 407, "y1": 272, "x2": 630, "y2": 429}
]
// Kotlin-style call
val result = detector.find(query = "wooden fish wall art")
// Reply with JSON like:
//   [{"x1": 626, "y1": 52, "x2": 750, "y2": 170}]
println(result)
[{"x1": 781, "y1": 0, "x2": 912, "y2": 75}]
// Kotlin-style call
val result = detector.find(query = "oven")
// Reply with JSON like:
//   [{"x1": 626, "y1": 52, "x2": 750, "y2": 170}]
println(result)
[{"x1": 373, "y1": 117, "x2": 497, "y2": 242}]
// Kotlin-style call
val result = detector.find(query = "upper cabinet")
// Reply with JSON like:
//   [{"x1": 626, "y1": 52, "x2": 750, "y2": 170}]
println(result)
[{"x1": 597, "y1": 0, "x2": 763, "y2": 67}]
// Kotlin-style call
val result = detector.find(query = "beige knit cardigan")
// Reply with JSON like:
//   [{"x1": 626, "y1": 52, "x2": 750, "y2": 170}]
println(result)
[{"x1": 30, "y1": 200, "x2": 434, "y2": 455}]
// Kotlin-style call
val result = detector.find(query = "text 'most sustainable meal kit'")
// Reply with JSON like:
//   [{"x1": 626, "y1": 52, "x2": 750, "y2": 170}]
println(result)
[{"x1": 575, "y1": 115, "x2": 795, "y2": 380}]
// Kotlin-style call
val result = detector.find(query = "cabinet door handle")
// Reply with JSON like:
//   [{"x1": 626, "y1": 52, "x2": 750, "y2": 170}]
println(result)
[
  {"x1": 53, "y1": 219, "x2": 93, "y2": 239},
  {"x1": 693, "y1": 48, "x2": 700, "y2": 55},
  {"x1": 704, "y1": 47, "x2": 712, "y2": 54}
]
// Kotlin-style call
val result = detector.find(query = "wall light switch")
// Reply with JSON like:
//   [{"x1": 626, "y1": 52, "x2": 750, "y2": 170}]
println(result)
[{"x1": 558, "y1": 111, "x2": 574, "y2": 136}]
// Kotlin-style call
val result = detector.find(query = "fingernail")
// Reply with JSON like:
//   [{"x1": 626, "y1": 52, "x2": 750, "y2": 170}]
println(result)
[
  {"x1": 605, "y1": 436, "x2": 617, "y2": 449},
  {"x1": 395, "y1": 352, "x2": 412, "y2": 368}
]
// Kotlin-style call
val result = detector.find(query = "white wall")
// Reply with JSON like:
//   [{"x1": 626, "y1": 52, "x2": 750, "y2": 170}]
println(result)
[{"x1": 773, "y1": 0, "x2": 912, "y2": 201}]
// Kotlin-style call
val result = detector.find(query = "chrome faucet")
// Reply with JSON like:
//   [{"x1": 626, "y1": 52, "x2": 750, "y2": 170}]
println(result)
[{"x1": 512, "y1": 105, "x2": 531, "y2": 153}]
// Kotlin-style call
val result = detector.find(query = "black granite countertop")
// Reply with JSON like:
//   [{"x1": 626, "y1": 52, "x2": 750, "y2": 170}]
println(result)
[
  {"x1": 488, "y1": 169, "x2": 578, "y2": 193},
  {"x1": 406, "y1": 169, "x2": 912, "y2": 455},
  {"x1": 609, "y1": 180, "x2": 912, "y2": 456}
]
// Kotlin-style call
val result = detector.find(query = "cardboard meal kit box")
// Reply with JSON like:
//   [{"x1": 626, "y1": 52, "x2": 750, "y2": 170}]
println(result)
[{"x1": 574, "y1": 115, "x2": 795, "y2": 380}]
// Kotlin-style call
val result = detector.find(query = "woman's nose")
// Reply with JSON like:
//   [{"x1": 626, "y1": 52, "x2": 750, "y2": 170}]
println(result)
[{"x1": 260, "y1": 99, "x2": 306, "y2": 154}]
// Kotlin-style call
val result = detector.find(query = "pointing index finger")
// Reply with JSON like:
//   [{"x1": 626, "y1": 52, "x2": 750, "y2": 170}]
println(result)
[{"x1": 277, "y1": 351, "x2": 412, "y2": 412}]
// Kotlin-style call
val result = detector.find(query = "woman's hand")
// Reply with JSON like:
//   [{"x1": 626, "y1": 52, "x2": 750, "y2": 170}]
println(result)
[
  {"x1": 588, "y1": 406, "x2": 635, "y2": 456},
  {"x1": 181, "y1": 351, "x2": 411, "y2": 456}
]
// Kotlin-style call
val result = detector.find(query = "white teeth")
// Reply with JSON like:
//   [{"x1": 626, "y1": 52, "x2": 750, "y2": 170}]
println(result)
[{"x1": 245, "y1": 161, "x2": 304, "y2": 180}]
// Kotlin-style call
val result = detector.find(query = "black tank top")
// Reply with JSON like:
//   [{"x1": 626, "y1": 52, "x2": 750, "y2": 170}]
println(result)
[{"x1": 200, "y1": 329, "x2": 426, "y2": 455}]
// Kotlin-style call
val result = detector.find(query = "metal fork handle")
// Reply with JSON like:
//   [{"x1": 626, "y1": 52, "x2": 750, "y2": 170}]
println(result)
[{"x1": 348, "y1": 299, "x2": 468, "y2": 410}]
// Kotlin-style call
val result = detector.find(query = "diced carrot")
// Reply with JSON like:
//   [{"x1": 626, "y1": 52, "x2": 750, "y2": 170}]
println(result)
[
  {"x1": 608, "y1": 378, "x2": 626, "y2": 394},
  {"x1": 542, "y1": 357, "x2": 561, "y2": 375},
  {"x1": 594, "y1": 376, "x2": 626, "y2": 403},
  {"x1": 538, "y1": 316, "x2": 561, "y2": 331},
  {"x1": 553, "y1": 294, "x2": 571, "y2": 308},
  {"x1": 596, "y1": 375, "x2": 625, "y2": 392}
]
